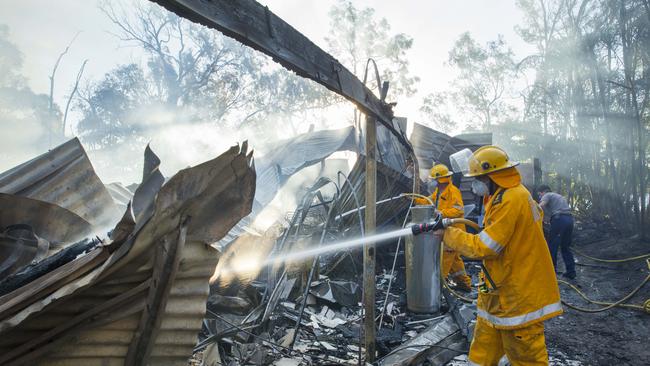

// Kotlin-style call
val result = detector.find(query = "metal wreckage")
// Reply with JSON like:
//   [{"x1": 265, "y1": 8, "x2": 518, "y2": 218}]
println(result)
[
  {"x1": 0, "y1": 1, "x2": 543, "y2": 365},
  {"x1": 0, "y1": 126, "x2": 507, "y2": 365}
]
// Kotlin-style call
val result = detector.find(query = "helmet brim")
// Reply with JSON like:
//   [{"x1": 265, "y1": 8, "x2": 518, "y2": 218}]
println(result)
[
  {"x1": 465, "y1": 162, "x2": 520, "y2": 178},
  {"x1": 433, "y1": 172, "x2": 453, "y2": 179}
]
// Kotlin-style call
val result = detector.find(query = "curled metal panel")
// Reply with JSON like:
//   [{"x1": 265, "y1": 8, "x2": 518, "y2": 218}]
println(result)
[
  {"x1": 105, "y1": 183, "x2": 134, "y2": 211},
  {"x1": 255, "y1": 126, "x2": 355, "y2": 206},
  {"x1": 0, "y1": 138, "x2": 120, "y2": 229},
  {"x1": 0, "y1": 193, "x2": 93, "y2": 246}
]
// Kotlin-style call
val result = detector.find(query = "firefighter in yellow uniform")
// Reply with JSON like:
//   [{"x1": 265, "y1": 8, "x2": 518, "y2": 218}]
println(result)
[
  {"x1": 434, "y1": 146, "x2": 562, "y2": 365},
  {"x1": 414, "y1": 164, "x2": 472, "y2": 291}
]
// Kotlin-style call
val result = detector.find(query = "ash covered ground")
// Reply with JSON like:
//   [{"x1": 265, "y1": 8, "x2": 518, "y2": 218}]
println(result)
[{"x1": 545, "y1": 235, "x2": 650, "y2": 366}]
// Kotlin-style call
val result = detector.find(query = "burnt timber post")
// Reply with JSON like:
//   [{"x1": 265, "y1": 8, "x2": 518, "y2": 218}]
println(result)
[{"x1": 364, "y1": 114, "x2": 377, "y2": 362}]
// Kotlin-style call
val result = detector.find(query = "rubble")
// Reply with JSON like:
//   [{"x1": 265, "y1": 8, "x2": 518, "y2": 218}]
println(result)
[
  {"x1": 2, "y1": 0, "x2": 644, "y2": 364},
  {"x1": 377, "y1": 315, "x2": 464, "y2": 366},
  {"x1": 187, "y1": 124, "x2": 487, "y2": 366},
  {"x1": 309, "y1": 279, "x2": 361, "y2": 307}
]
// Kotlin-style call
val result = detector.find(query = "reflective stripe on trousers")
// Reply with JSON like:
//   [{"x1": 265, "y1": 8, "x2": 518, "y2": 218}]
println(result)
[{"x1": 477, "y1": 301, "x2": 562, "y2": 328}]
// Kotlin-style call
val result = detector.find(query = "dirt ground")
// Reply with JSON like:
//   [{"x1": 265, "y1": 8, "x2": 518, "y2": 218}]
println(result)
[{"x1": 545, "y1": 236, "x2": 650, "y2": 366}]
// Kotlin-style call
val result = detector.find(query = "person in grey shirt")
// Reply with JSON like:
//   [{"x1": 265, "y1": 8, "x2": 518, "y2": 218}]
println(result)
[{"x1": 538, "y1": 185, "x2": 576, "y2": 279}]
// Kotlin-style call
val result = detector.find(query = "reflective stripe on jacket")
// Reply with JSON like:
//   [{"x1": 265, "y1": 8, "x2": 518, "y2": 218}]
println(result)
[{"x1": 443, "y1": 183, "x2": 562, "y2": 329}]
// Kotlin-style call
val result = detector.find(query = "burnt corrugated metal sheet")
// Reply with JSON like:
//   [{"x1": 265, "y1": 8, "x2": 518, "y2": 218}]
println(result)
[
  {"x1": 372, "y1": 119, "x2": 412, "y2": 173},
  {"x1": 409, "y1": 123, "x2": 455, "y2": 170},
  {"x1": 105, "y1": 183, "x2": 134, "y2": 211},
  {"x1": 410, "y1": 123, "x2": 492, "y2": 168},
  {"x1": 0, "y1": 143, "x2": 256, "y2": 366},
  {"x1": 0, "y1": 138, "x2": 120, "y2": 229},
  {"x1": 221, "y1": 123, "x2": 410, "y2": 254},
  {"x1": 0, "y1": 193, "x2": 93, "y2": 248},
  {"x1": 31, "y1": 238, "x2": 218, "y2": 366},
  {"x1": 215, "y1": 128, "x2": 356, "y2": 251}
]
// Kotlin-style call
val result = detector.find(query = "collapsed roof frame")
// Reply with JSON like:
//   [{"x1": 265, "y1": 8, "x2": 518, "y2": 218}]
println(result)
[{"x1": 149, "y1": 0, "x2": 421, "y2": 360}]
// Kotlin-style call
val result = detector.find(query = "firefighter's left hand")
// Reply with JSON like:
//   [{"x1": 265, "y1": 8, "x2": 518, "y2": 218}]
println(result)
[{"x1": 432, "y1": 229, "x2": 445, "y2": 240}]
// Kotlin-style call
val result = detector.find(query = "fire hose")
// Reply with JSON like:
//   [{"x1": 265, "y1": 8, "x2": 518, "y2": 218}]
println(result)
[
  {"x1": 563, "y1": 244, "x2": 650, "y2": 314},
  {"x1": 399, "y1": 192, "x2": 434, "y2": 205},
  {"x1": 572, "y1": 249, "x2": 650, "y2": 263},
  {"x1": 557, "y1": 258, "x2": 650, "y2": 314}
]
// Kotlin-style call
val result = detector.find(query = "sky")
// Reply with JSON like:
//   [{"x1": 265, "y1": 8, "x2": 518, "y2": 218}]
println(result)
[
  {"x1": 261, "y1": 0, "x2": 535, "y2": 119},
  {"x1": 0, "y1": 0, "x2": 534, "y2": 128}
]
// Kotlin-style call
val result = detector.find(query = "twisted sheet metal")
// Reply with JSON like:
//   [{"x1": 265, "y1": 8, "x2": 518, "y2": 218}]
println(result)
[
  {"x1": 254, "y1": 126, "x2": 355, "y2": 206},
  {"x1": 0, "y1": 143, "x2": 256, "y2": 366},
  {"x1": 0, "y1": 138, "x2": 120, "y2": 229}
]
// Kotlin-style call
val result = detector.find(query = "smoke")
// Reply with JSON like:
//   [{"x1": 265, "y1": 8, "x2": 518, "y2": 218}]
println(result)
[
  {"x1": 78, "y1": 103, "x2": 269, "y2": 184},
  {"x1": 252, "y1": 156, "x2": 354, "y2": 232},
  {"x1": 0, "y1": 113, "x2": 48, "y2": 169}
]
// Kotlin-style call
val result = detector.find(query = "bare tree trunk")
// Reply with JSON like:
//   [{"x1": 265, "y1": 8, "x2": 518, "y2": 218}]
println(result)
[
  {"x1": 619, "y1": 0, "x2": 642, "y2": 233},
  {"x1": 48, "y1": 32, "x2": 80, "y2": 147},
  {"x1": 62, "y1": 59, "x2": 88, "y2": 136}
]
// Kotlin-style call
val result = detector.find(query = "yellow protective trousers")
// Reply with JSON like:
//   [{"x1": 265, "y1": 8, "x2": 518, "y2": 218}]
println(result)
[
  {"x1": 468, "y1": 317, "x2": 549, "y2": 366},
  {"x1": 442, "y1": 250, "x2": 472, "y2": 288}
]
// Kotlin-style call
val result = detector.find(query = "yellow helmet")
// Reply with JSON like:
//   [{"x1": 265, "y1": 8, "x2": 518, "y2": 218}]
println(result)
[
  {"x1": 430, "y1": 163, "x2": 453, "y2": 179},
  {"x1": 466, "y1": 145, "x2": 519, "y2": 177}
]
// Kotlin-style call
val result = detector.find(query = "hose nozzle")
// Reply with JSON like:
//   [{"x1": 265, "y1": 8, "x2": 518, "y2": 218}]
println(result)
[{"x1": 411, "y1": 213, "x2": 445, "y2": 236}]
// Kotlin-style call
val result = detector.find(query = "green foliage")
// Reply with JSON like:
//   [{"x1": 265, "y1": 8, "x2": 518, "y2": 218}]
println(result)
[
  {"x1": 447, "y1": 33, "x2": 517, "y2": 130},
  {"x1": 425, "y1": 0, "x2": 649, "y2": 235},
  {"x1": 325, "y1": 0, "x2": 419, "y2": 100},
  {"x1": 418, "y1": 92, "x2": 456, "y2": 131},
  {"x1": 0, "y1": 25, "x2": 24, "y2": 88},
  {"x1": 509, "y1": 0, "x2": 648, "y2": 234},
  {"x1": 75, "y1": 1, "x2": 332, "y2": 151},
  {"x1": 76, "y1": 64, "x2": 146, "y2": 149}
]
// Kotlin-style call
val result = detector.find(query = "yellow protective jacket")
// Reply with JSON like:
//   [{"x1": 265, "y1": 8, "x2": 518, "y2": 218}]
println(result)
[
  {"x1": 443, "y1": 179, "x2": 562, "y2": 330},
  {"x1": 414, "y1": 183, "x2": 466, "y2": 230}
]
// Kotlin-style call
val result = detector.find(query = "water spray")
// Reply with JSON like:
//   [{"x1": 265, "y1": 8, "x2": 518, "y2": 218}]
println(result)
[
  {"x1": 222, "y1": 212, "x2": 489, "y2": 278},
  {"x1": 220, "y1": 213, "x2": 449, "y2": 277}
]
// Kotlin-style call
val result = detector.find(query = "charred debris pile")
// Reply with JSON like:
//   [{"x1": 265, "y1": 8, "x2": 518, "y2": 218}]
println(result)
[
  {"x1": 197, "y1": 123, "x2": 492, "y2": 366},
  {"x1": 0, "y1": 123, "x2": 492, "y2": 365}
]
